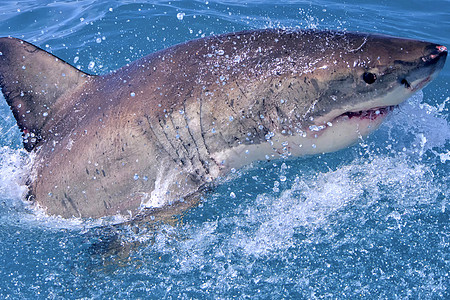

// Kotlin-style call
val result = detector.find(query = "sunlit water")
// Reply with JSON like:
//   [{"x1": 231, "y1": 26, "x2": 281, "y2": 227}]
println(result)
[{"x1": 0, "y1": 0, "x2": 449, "y2": 298}]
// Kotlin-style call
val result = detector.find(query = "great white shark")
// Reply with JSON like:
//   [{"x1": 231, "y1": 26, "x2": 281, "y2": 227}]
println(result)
[{"x1": 0, "y1": 29, "x2": 447, "y2": 219}]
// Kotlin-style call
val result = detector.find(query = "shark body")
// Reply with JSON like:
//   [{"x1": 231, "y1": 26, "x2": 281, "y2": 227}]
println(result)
[{"x1": 0, "y1": 29, "x2": 446, "y2": 219}]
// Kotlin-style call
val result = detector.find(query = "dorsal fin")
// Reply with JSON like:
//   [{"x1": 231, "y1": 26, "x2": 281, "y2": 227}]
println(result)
[{"x1": 0, "y1": 37, "x2": 91, "y2": 151}]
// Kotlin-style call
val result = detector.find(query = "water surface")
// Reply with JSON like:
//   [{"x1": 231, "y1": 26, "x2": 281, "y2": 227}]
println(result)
[{"x1": 0, "y1": 0, "x2": 449, "y2": 298}]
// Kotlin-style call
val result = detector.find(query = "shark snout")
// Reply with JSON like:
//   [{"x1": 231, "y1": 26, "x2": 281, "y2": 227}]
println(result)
[
  {"x1": 436, "y1": 45, "x2": 447, "y2": 53},
  {"x1": 423, "y1": 43, "x2": 447, "y2": 64},
  {"x1": 401, "y1": 43, "x2": 447, "y2": 92}
]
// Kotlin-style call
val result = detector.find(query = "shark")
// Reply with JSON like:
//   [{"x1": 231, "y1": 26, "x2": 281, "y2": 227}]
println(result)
[{"x1": 0, "y1": 29, "x2": 446, "y2": 219}]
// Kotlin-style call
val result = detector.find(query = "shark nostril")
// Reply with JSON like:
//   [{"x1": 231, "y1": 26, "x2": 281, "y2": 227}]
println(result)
[{"x1": 400, "y1": 78, "x2": 411, "y2": 88}]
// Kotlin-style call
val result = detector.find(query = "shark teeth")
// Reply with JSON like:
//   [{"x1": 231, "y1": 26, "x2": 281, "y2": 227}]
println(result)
[
  {"x1": 308, "y1": 105, "x2": 397, "y2": 133},
  {"x1": 341, "y1": 105, "x2": 396, "y2": 120}
]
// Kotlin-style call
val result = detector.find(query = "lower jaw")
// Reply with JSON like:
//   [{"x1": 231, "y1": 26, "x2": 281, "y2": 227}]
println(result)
[{"x1": 295, "y1": 111, "x2": 389, "y2": 155}]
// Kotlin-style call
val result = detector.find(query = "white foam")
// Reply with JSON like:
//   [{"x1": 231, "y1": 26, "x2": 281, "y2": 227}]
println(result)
[
  {"x1": 0, "y1": 146, "x2": 31, "y2": 208},
  {"x1": 19, "y1": 208, "x2": 130, "y2": 231},
  {"x1": 0, "y1": 146, "x2": 128, "y2": 230},
  {"x1": 231, "y1": 155, "x2": 434, "y2": 256}
]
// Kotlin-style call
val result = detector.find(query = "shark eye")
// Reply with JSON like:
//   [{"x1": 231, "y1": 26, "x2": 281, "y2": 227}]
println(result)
[{"x1": 363, "y1": 72, "x2": 377, "y2": 84}]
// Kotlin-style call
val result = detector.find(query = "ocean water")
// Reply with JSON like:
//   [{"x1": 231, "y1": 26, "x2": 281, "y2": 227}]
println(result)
[{"x1": 0, "y1": 0, "x2": 449, "y2": 298}]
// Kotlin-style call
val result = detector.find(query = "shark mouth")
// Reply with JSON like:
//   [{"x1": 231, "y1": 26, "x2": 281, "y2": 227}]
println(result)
[
  {"x1": 308, "y1": 105, "x2": 396, "y2": 133},
  {"x1": 338, "y1": 105, "x2": 396, "y2": 121}
]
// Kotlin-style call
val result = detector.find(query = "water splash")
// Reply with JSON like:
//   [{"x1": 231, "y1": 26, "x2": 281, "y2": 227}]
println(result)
[{"x1": 0, "y1": 146, "x2": 31, "y2": 210}]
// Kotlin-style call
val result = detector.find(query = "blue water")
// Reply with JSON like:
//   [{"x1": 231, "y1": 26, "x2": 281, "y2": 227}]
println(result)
[{"x1": 1, "y1": 0, "x2": 449, "y2": 298}]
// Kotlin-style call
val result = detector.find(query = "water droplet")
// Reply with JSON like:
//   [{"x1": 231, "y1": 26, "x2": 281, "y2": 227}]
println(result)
[
  {"x1": 88, "y1": 61, "x2": 95, "y2": 70},
  {"x1": 133, "y1": 174, "x2": 139, "y2": 180},
  {"x1": 96, "y1": 38, "x2": 102, "y2": 43},
  {"x1": 43, "y1": 112, "x2": 48, "y2": 117},
  {"x1": 22, "y1": 66, "x2": 26, "y2": 70},
  {"x1": 217, "y1": 49, "x2": 224, "y2": 55},
  {"x1": 211, "y1": 128, "x2": 216, "y2": 133},
  {"x1": 265, "y1": 132, "x2": 274, "y2": 140},
  {"x1": 130, "y1": 92, "x2": 136, "y2": 97},
  {"x1": 230, "y1": 192, "x2": 236, "y2": 198},
  {"x1": 309, "y1": 125, "x2": 325, "y2": 132},
  {"x1": 231, "y1": 168, "x2": 236, "y2": 173},
  {"x1": 109, "y1": 7, "x2": 113, "y2": 12},
  {"x1": 229, "y1": 116, "x2": 234, "y2": 121},
  {"x1": 177, "y1": 12, "x2": 185, "y2": 20},
  {"x1": 280, "y1": 175, "x2": 287, "y2": 182}
]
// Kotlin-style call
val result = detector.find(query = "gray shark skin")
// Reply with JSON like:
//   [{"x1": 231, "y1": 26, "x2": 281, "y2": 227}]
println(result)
[{"x1": 0, "y1": 29, "x2": 447, "y2": 219}]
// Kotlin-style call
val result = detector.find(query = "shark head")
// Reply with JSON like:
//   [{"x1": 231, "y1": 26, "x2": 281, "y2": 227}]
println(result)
[{"x1": 291, "y1": 32, "x2": 448, "y2": 154}]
